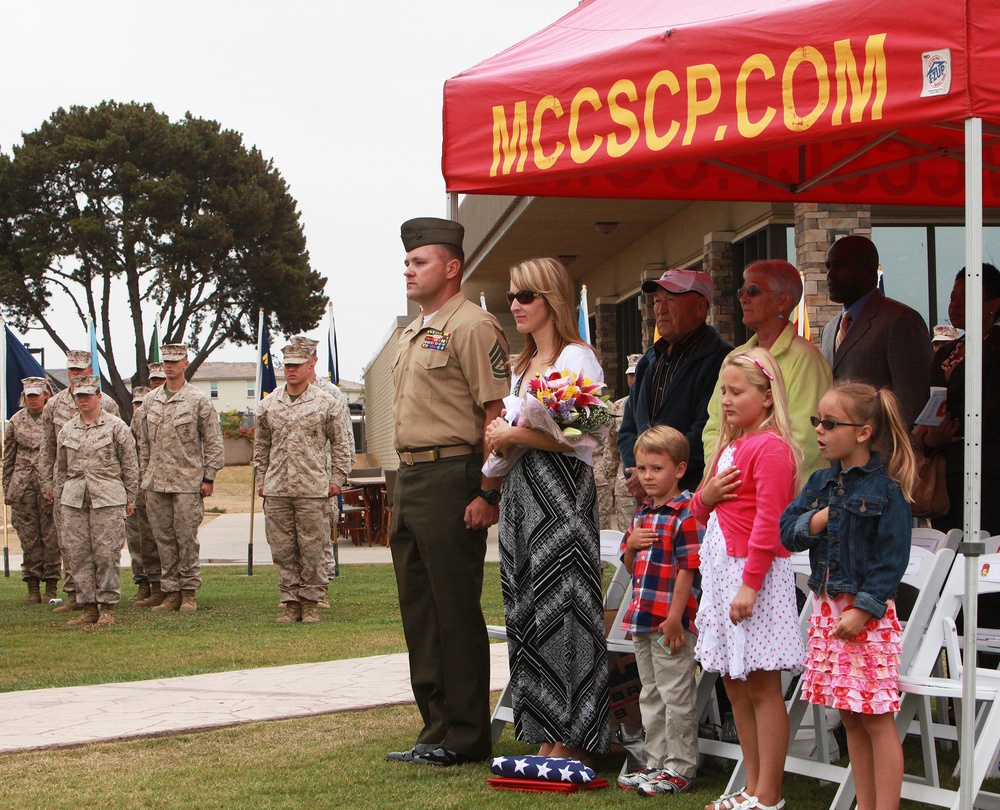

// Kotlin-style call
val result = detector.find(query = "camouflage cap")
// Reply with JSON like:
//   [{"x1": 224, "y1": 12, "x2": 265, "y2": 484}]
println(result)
[
  {"x1": 281, "y1": 344, "x2": 312, "y2": 364},
  {"x1": 160, "y1": 344, "x2": 189, "y2": 362},
  {"x1": 147, "y1": 362, "x2": 167, "y2": 379},
  {"x1": 65, "y1": 350, "x2": 93, "y2": 369},
  {"x1": 21, "y1": 377, "x2": 48, "y2": 395},
  {"x1": 400, "y1": 217, "x2": 464, "y2": 253},
  {"x1": 72, "y1": 376, "x2": 101, "y2": 396},
  {"x1": 289, "y1": 335, "x2": 320, "y2": 356},
  {"x1": 625, "y1": 354, "x2": 642, "y2": 375},
  {"x1": 131, "y1": 385, "x2": 151, "y2": 403}
]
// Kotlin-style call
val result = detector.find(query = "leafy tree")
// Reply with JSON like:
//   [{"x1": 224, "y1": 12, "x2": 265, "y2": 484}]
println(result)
[{"x1": 0, "y1": 101, "x2": 326, "y2": 410}]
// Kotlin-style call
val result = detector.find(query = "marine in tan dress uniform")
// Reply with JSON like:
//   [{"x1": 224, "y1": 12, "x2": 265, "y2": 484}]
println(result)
[
  {"x1": 139, "y1": 344, "x2": 225, "y2": 613},
  {"x1": 54, "y1": 376, "x2": 139, "y2": 628},
  {"x1": 3, "y1": 378, "x2": 59, "y2": 603},
  {"x1": 386, "y1": 218, "x2": 510, "y2": 767},
  {"x1": 254, "y1": 344, "x2": 354, "y2": 624},
  {"x1": 38, "y1": 350, "x2": 121, "y2": 612}
]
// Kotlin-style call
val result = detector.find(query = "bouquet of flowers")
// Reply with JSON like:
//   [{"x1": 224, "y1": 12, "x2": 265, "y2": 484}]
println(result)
[{"x1": 483, "y1": 368, "x2": 615, "y2": 477}]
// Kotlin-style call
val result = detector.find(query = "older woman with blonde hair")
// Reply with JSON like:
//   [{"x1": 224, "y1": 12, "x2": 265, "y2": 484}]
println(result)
[
  {"x1": 485, "y1": 257, "x2": 610, "y2": 762},
  {"x1": 703, "y1": 259, "x2": 832, "y2": 482}
]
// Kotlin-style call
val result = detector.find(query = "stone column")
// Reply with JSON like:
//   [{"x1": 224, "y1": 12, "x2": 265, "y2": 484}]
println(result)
[{"x1": 703, "y1": 232, "x2": 736, "y2": 344}]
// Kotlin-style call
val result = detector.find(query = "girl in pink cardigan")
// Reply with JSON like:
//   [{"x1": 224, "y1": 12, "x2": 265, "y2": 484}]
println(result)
[{"x1": 693, "y1": 349, "x2": 805, "y2": 810}]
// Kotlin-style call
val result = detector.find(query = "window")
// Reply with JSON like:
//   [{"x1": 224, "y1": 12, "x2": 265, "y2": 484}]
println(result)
[
  {"x1": 615, "y1": 292, "x2": 644, "y2": 398},
  {"x1": 247, "y1": 381, "x2": 255, "y2": 399},
  {"x1": 210, "y1": 382, "x2": 218, "y2": 399}
]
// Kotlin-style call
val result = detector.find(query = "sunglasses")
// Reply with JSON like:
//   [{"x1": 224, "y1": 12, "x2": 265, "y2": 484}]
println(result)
[
  {"x1": 506, "y1": 290, "x2": 545, "y2": 305},
  {"x1": 810, "y1": 415, "x2": 866, "y2": 430},
  {"x1": 737, "y1": 283, "x2": 770, "y2": 298}
]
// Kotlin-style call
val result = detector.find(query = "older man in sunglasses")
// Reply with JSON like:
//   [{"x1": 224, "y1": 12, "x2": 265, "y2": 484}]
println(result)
[{"x1": 618, "y1": 269, "x2": 732, "y2": 497}]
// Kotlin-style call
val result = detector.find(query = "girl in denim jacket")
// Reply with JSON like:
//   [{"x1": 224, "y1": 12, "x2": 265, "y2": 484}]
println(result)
[{"x1": 780, "y1": 382, "x2": 915, "y2": 810}]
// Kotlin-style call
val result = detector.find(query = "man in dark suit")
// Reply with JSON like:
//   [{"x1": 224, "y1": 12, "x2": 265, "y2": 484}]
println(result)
[
  {"x1": 820, "y1": 235, "x2": 932, "y2": 427},
  {"x1": 618, "y1": 269, "x2": 733, "y2": 495}
]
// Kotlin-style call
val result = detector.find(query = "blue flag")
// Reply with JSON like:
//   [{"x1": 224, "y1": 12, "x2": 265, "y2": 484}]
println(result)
[
  {"x1": 4, "y1": 325, "x2": 50, "y2": 419},
  {"x1": 327, "y1": 310, "x2": 340, "y2": 385},
  {"x1": 258, "y1": 317, "x2": 277, "y2": 399}
]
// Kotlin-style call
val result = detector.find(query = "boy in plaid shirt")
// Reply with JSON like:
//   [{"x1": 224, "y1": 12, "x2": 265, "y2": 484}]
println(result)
[{"x1": 616, "y1": 426, "x2": 702, "y2": 796}]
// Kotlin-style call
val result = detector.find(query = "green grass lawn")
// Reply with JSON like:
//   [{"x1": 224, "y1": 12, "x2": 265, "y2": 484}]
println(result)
[{"x1": 0, "y1": 563, "x2": 507, "y2": 693}]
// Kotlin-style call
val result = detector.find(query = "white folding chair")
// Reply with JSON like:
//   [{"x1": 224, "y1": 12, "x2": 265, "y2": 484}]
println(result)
[{"x1": 893, "y1": 553, "x2": 1000, "y2": 809}]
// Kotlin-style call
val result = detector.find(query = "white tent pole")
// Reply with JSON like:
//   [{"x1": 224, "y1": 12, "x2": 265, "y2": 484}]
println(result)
[{"x1": 960, "y1": 115, "x2": 984, "y2": 810}]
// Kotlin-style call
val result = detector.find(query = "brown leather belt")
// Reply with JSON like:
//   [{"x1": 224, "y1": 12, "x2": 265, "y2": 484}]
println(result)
[{"x1": 397, "y1": 444, "x2": 480, "y2": 465}]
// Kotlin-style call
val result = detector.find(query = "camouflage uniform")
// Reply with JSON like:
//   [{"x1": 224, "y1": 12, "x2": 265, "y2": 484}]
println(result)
[
  {"x1": 39, "y1": 387, "x2": 120, "y2": 594},
  {"x1": 311, "y1": 376, "x2": 355, "y2": 578},
  {"x1": 139, "y1": 382, "x2": 224, "y2": 593},
  {"x1": 55, "y1": 412, "x2": 138, "y2": 606},
  {"x1": 254, "y1": 383, "x2": 353, "y2": 604},
  {"x1": 608, "y1": 396, "x2": 638, "y2": 531},
  {"x1": 3, "y1": 408, "x2": 59, "y2": 582},
  {"x1": 126, "y1": 405, "x2": 160, "y2": 587}
]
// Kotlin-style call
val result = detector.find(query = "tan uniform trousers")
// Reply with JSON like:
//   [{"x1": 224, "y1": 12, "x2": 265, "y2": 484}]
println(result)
[
  {"x1": 263, "y1": 496, "x2": 329, "y2": 603},
  {"x1": 145, "y1": 491, "x2": 203, "y2": 592},
  {"x1": 60, "y1": 496, "x2": 126, "y2": 605},
  {"x1": 52, "y1": 496, "x2": 77, "y2": 594},
  {"x1": 10, "y1": 488, "x2": 60, "y2": 582},
  {"x1": 125, "y1": 490, "x2": 160, "y2": 584}
]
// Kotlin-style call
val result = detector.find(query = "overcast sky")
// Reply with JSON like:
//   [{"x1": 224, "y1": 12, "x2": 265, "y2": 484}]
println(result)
[{"x1": 1, "y1": 0, "x2": 575, "y2": 382}]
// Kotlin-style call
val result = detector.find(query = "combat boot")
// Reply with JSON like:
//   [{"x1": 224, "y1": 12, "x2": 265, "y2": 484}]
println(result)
[
  {"x1": 151, "y1": 591, "x2": 181, "y2": 612},
  {"x1": 178, "y1": 589, "x2": 197, "y2": 613},
  {"x1": 65, "y1": 604, "x2": 99, "y2": 627},
  {"x1": 131, "y1": 581, "x2": 151, "y2": 603},
  {"x1": 136, "y1": 581, "x2": 164, "y2": 608},
  {"x1": 53, "y1": 592, "x2": 81, "y2": 613},
  {"x1": 43, "y1": 580, "x2": 59, "y2": 601},
  {"x1": 318, "y1": 585, "x2": 331, "y2": 611},
  {"x1": 95, "y1": 604, "x2": 115, "y2": 627},
  {"x1": 276, "y1": 602, "x2": 302, "y2": 624},
  {"x1": 301, "y1": 600, "x2": 320, "y2": 625},
  {"x1": 23, "y1": 578, "x2": 41, "y2": 605}
]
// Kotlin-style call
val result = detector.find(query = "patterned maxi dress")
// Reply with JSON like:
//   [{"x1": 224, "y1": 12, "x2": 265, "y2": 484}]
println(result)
[{"x1": 498, "y1": 365, "x2": 610, "y2": 753}]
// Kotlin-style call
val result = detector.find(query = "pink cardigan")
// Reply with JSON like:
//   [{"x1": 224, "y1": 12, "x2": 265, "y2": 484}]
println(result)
[{"x1": 691, "y1": 430, "x2": 798, "y2": 591}]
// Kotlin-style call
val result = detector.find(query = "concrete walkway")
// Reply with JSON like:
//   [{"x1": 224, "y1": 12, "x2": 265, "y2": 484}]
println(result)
[{"x1": 0, "y1": 513, "x2": 505, "y2": 755}]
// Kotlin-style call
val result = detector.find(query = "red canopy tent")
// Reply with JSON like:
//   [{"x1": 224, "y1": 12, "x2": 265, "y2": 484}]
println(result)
[{"x1": 442, "y1": 1, "x2": 998, "y2": 805}]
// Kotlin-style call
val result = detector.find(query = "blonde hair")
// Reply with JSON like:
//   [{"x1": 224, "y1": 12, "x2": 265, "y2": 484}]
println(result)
[
  {"x1": 701, "y1": 347, "x2": 801, "y2": 487},
  {"x1": 830, "y1": 382, "x2": 917, "y2": 500},
  {"x1": 510, "y1": 257, "x2": 590, "y2": 376},
  {"x1": 635, "y1": 425, "x2": 690, "y2": 466}
]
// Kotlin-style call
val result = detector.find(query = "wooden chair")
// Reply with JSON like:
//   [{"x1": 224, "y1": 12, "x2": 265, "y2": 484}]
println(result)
[{"x1": 338, "y1": 488, "x2": 370, "y2": 546}]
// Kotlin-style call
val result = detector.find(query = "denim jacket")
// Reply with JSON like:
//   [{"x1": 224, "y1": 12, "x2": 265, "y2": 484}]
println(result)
[{"x1": 779, "y1": 452, "x2": 911, "y2": 619}]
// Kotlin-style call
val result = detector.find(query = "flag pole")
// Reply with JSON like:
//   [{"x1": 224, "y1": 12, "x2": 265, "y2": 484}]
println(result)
[
  {"x1": 1, "y1": 316, "x2": 9, "y2": 576},
  {"x1": 247, "y1": 309, "x2": 266, "y2": 576}
]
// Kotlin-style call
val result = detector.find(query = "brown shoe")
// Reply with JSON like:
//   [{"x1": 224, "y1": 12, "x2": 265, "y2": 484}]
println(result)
[
  {"x1": 53, "y1": 592, "x2": 81, "y2": 613},
  {"x1": 95, "y1": 604, "x2": 115, "y2": 627},
  {"x1": 301, "y1": 600, "x2": 319, "y2": 624},
  {"x1": 136, "y1": 581, "x2": 164, "y2": 608},
  {"x1": 24, "y1": 578, "x2": 41, "y2": 605},
  {"x1": 130, "y1": 581, "x2": 151, "y2": 603},
  {"x1": 318, "y1": 585, "x2": 331, "y2": 610},
  {"x1": 151, "y1": 591, "x2": 181, "y2": 612},
  {"x1": 276, "y1": 602, "x2": 302, "y2": 624},
  {"x1": 178, "y1": 589, "x2": 197, "y2": 613},
  {"x1": 66, "y1": 604, "x2": 99, "y2": 627},
  {"x1": 43, "y1": 580, "x2": 59, "y2": 601}
]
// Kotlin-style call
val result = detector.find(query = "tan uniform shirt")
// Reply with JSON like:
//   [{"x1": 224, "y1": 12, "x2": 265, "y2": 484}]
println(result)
[
  {"x1": 3, "y1": 409, "x2": 45, "y2": 500},
  {"x1": 139, "y1": 383, "x2": 224, "y2": 493},
  {"x1": 392, "y1": 293, "x2": 510, "y2": 451},
  {"x1": 39, "y1": 388, "x2": 120, "y2": 492},
  {"x1": 254, "y1": 384, "x2": 352, "y2": 497},
  {"x1": 55, "y1": 413, "x2": 139, "y2": 508}
]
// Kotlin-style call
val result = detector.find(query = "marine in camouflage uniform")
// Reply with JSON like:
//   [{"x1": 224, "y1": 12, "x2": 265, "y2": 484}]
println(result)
[
  {"x1": 38, "y1": 350, "x2": 121, "y2": 611},
  {"x1": 254, "y1": 344, "x2": 353, "y2": 624},
  {"x1": 124, "y1": 386, "x2": 162, "y2": 605},
  {"x1": 3, "y1": 378, "x2": 59, "y2": 603},
  {"x1": 55, "y1": 376, "x2": 139, "y2": 628},
  {"x1": 594, "y1": 355, "x2": 641, "y2": 533},
  {"x1": 139, "y1": 344, "x2": 225, "y2": 613}
]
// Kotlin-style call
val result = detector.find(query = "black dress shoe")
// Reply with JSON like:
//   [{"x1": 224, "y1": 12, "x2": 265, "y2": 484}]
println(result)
[
  {"x1": 409, "y1": 746, "x2": 486, "y2": 767},
  {"x1": 385, "y1": 742, "x2": 440, "y2": 762}
]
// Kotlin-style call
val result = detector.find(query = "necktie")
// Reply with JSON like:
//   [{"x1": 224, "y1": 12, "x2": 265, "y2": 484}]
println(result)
[{"x1": 835, "y1": 311, "x2": 851, "y2": 351}]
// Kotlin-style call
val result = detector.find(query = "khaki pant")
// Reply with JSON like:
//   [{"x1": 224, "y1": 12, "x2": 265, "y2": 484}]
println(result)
[
  {"x1": 60, "y1": 499, "x2": 126, "y2": 605},
  {"x1": 125, "y1": 490, "x2": 161, "y2": 584},
  {"x1": 10, "y1": 487, "x2": 60, "y2": 582},
  {"x1": 633, "y1": 630, "x2": 699, "y2": 778},
  {"x1": 145, "y1": 491, "x2": 203, "y2": 592},
  {"x1": 264, "y1": 496, "x2": 329, "y2": 603},
  {"x1": 52, "y1": 496, "x2": 76, "y2": 594}
]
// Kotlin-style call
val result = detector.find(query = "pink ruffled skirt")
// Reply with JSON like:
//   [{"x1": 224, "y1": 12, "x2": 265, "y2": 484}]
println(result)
[{"x1": 802, "y1": 592, "x2": 901, "y2": 714}]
